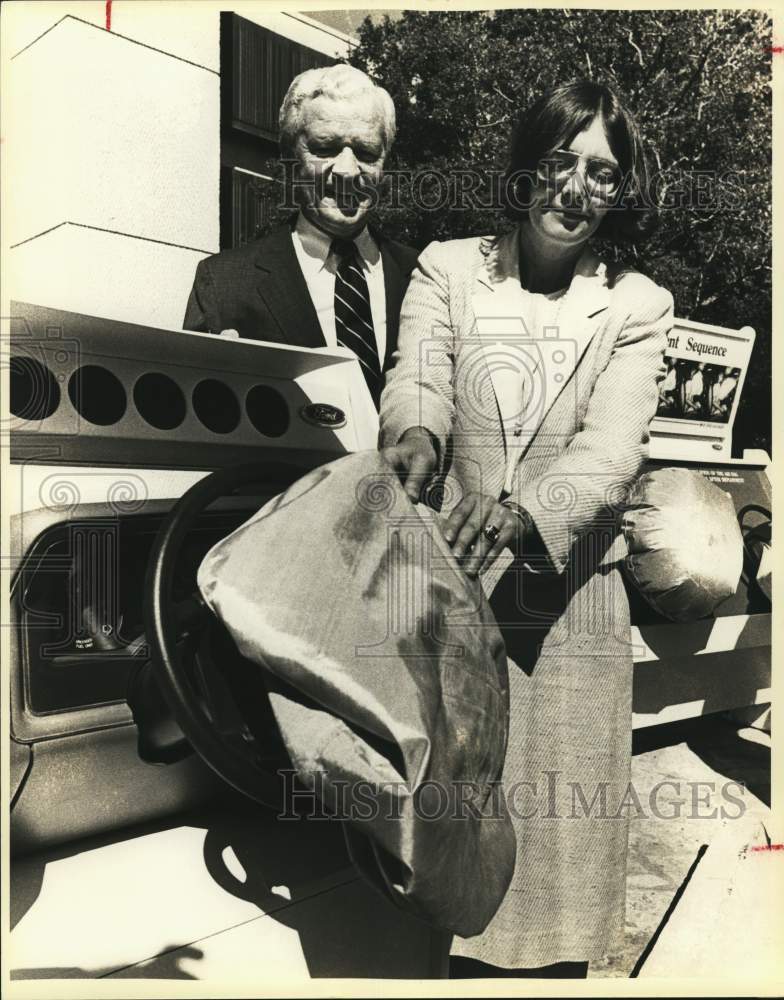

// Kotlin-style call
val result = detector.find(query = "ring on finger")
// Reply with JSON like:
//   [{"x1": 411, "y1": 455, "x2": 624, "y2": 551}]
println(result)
[{"x1": 483, "y1": 523, "x2": 501, "y2": 545}]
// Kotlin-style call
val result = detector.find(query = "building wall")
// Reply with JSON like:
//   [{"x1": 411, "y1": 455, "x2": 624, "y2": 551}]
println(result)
[{"x1": 4, "y1": 3, "x2": 352, "y2": 329}]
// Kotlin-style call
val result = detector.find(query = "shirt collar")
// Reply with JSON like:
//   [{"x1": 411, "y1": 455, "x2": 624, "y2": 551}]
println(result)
[{"x1": 295, "y1": 212, "x2": 380, "y2": 271}]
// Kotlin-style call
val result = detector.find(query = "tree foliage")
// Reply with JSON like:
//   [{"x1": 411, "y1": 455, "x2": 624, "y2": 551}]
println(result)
[{"x1": 349, "y1": 9, "x2": 772, "y2": 454}]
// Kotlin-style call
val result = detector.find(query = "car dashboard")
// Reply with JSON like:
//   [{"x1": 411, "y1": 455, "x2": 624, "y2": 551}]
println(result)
[{"x1": 7, "y1": 301, "x2": 772, "y2": 860}]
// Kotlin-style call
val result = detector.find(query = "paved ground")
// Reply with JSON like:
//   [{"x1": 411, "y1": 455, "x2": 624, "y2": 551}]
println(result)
[
  {"x1": 591, "y1": 714, "x2": 772, "y2": 978},
  {"x1": 10, "y1": 713, "x2": 773, "y2": 984}
]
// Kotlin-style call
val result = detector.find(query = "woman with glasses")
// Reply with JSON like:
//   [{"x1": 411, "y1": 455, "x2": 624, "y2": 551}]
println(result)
[{"x1": 380, "y1": 79, "x2": 673, "y2": 978}]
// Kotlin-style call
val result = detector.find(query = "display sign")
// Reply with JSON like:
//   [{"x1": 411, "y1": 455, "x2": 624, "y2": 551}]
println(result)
[{"x1": 650, "y1": 317, "x2": 755, "y2": 460}]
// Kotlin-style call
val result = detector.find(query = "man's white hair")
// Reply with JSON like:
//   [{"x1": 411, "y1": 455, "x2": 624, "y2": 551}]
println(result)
[{"x1": 279, "y1": 64, "x2": 396, "y2": 156}]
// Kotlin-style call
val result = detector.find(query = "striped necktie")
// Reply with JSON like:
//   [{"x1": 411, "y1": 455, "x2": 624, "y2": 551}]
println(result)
[{"x1": 331, "y1": 237, "x2": 382, "y2": 409}]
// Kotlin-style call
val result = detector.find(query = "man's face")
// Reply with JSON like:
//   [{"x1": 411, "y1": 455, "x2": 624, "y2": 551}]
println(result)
[{"x1": 293, "y1": 93, "x2": 387, "y2": 238}]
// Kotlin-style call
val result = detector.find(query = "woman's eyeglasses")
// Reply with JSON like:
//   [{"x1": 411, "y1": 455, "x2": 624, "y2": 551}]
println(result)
[{"x1": 537, "y1": 149, "x2": 623, "y2": 198}]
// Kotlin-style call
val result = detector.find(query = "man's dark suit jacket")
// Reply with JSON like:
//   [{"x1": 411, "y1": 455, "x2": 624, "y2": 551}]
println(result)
[{"x1": 183, "y1": 219, "x2": 419, "y2": 374}]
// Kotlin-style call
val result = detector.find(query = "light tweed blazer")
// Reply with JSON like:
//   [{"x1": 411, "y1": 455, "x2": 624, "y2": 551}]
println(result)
[
  {"x1": 380, "y1": 227, "x2": 673, "y2": 573},
  {"x1": 379, "y1": 227, "x2": 674, "y2": 967}
]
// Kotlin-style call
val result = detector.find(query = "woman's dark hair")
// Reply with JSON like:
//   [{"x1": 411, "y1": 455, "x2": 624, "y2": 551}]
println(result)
[{"x1": 504, "y1": 79, "x2": 658, "y2": 244}]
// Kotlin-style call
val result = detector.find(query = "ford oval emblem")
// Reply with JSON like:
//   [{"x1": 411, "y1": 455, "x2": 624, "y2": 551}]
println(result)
[{"x1": 300, "y1": 402, "x2": 347, "y2": 429}]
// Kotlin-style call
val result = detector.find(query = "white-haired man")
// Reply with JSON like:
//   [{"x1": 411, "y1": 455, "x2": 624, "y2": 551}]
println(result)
[{"x1": 184, "y1": 64, "x2": 417, "y2": 410}]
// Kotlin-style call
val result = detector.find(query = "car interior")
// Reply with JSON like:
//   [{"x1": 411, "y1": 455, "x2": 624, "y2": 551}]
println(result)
[{"x1": 8, "y1": 299, "x2": 772, "y2": 981}]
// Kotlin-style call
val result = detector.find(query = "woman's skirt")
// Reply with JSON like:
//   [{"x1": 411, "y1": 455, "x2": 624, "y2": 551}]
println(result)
[{"x1": 451, "y1": 549, "x2": 634, "y2": 968}]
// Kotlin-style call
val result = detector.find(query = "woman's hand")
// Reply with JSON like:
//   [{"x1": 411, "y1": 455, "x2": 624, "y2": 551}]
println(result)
[
  {"x1": 383, "y1": 426, "x2": 439, "y2": 502},
  {"x1": 443, "y1": 492, "x2": 526, "y2": 579}
]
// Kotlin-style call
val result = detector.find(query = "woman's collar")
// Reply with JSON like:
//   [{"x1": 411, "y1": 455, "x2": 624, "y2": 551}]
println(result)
[{"x1": 478, "y1": 226, "x2": 607, "y2": 292}]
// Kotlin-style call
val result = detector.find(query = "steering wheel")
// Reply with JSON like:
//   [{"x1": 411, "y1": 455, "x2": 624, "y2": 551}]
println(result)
[{"x1": 143, "y1": 460, "x2": 310, "y2": 808}]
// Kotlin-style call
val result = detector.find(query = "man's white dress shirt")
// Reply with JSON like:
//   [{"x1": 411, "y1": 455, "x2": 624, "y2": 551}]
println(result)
[{"x1": 291, "y1": 212, "x2": 387, "y2": 363}]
